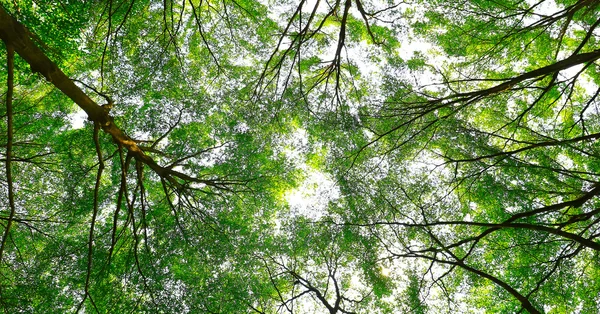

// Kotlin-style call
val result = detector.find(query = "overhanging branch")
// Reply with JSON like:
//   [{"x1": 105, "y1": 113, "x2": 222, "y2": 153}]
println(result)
[{"x1": 0, "y1": 6, "x2": 236, "y2": 191}]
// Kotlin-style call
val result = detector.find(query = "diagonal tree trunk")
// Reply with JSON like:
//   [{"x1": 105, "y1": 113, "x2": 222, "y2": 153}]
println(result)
[{"x1": 0, "y1": 6, "x2": 231, "y2": 190}]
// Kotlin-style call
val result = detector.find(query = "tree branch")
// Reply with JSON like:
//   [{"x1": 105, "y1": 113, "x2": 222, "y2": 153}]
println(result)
[
  {"x1": 0, "y1": 6, "x2": 237, "y2": 192},
  {"x1": 0, "y1": 42, "x2": 15, "y2": 264}
]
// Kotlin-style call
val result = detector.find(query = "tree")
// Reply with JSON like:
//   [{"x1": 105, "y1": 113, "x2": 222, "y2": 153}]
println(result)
[
  {"x1": 1, "y1": 0, "x2": 600, "y2": 313},
  {"x1": 331, "y1": 0, "x2": 600, "y2": 312}
]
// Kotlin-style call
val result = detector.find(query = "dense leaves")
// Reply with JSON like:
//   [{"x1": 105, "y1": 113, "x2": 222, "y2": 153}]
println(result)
[{"x1": 1, "y1": 0, "x2": 600, "y2": 313}]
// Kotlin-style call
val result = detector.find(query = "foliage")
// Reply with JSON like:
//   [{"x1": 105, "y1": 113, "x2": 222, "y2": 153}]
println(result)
[{"x1": 1, "y1": 0, "x2": 600, "y2": 313}]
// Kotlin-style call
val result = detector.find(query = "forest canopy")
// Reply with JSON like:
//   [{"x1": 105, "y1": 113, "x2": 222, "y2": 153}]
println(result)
[{"x1": 1, "y1": 0, "x2": 600, "y2": 313}]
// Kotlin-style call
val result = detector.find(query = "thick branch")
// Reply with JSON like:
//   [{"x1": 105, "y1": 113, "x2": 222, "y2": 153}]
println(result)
[
  {"x1": 0, "y1": 7, "x2": 106, "y2": 121},
  {"x1": 0, "y1": 6, "x2": 232, "y2": 190},
  {"x1": 440, "y1": 48, "x2": 600, "y2": 104}
]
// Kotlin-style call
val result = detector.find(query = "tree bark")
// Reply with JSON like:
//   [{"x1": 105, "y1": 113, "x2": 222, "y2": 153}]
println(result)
[{"x1": 0, "y1": 6, "x2": 209, "y2": 188}]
